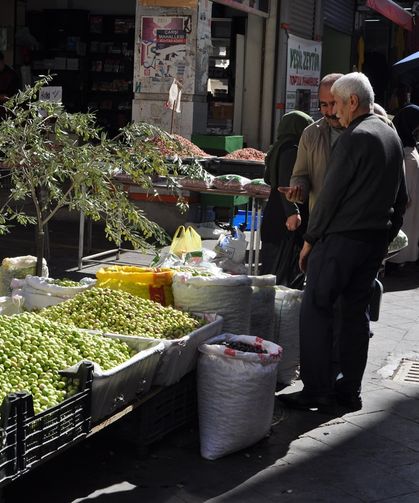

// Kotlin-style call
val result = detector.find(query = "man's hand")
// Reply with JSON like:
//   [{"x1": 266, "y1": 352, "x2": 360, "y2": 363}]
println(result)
[
  {"x1": 299, "y1": 241, "x2": 312, "y2": 273},
  {"x1": 278, "y1": 185, "x2": 304, "y2": 204},
  {"x1": 286, "y1": 214, "x2": 301, "y2": 231}
]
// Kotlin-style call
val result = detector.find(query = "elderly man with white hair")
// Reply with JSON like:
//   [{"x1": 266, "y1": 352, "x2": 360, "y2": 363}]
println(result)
[{"x1": 279, "y1": 72, "x2": 407, "y2": 413}]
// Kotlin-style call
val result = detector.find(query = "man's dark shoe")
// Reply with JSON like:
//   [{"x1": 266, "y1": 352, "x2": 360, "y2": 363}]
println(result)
[
  {"x1": 336, "y1": 392, "x2": 362, "y2": 412},
  {"x1": 277, "y1": 391, "x2": 335, "y2": 413}
]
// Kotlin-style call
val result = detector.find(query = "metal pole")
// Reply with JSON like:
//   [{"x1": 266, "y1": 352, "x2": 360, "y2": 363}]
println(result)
[
  {"x1": 254, "y1": 198, "x2": 263, "y2": 275},
  {"x1": 78, "y1": 210, "x2": 85, "y2": 270},
  {"x1": 248, "y1": 197, "x2": 256, "y2": 275}
]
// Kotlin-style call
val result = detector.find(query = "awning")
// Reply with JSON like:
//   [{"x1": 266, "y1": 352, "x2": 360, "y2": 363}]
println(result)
[
  {"x1": 393, "y1": 51, "x2": 419, "y2": 84},
  {"x1": 366, "y1": 0, "x2": 413, "y2": 31}
]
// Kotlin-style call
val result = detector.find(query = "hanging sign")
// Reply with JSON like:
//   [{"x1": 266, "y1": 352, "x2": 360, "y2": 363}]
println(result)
[
  {"x1": 139, "y1": 0, "x2": 197, "y2": 7},
  {"x1": 285, "y1": 34, "x2": 322, "y2": 115}
]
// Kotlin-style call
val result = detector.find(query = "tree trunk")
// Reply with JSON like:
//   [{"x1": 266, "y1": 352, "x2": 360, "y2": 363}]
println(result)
[{"x1": 36, "y1": 230, "x2": 45, "y2": 276}]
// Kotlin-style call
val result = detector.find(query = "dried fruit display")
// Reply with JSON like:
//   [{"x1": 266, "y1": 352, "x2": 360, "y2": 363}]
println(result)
[
  {"x1": 224, "y1": 148, "x2": 266, "y2": 161},
  {"x1": 150, "y1": 134, "x2": 210, "y2": 158}
]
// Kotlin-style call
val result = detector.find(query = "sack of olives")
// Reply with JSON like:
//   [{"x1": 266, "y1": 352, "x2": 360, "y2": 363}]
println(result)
[{"x1": 197, "y1": 334, "x2": 282, "y2": 460}]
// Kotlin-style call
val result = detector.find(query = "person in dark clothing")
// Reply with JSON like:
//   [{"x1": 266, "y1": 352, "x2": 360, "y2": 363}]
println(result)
[
  {"x1": 0, "y1": 52, "x2": 19, "y2": 103},
  {"x1": 260, "y1": 111, "x2": 313, "y2": 286},
  {"x1": 278, "y1": 72, "x2": 407, "y2": 413},
  {"x1": 0, "y1": 52, "x2": 19, "y2": 122}
]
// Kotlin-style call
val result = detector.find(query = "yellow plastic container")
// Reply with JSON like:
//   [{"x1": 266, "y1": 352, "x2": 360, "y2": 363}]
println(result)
[{"x1": 96, "y1": 266, "x2": 175, "y2": 306}]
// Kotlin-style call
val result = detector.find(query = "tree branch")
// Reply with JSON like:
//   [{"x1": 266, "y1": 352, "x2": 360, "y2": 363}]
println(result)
[{"x1": 43, "y1": 181, "x2": 75, "y2": 226}]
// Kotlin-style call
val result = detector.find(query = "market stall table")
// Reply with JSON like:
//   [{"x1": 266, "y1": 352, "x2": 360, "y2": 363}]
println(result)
[{"x1": 77, "y1": 179, "x2": 268, "y2": 275}]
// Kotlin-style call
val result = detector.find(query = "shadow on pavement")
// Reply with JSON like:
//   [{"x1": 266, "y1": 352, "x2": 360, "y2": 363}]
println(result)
[
  {"x1": 382, "y1": 262, "x2": 419, "y2": 293},
  {"x1": 5, "y1": 389, "x2": 419, "y2": 503},
  {"x1": 3, "y1": 404, "x2": 341, "y2": 503}
]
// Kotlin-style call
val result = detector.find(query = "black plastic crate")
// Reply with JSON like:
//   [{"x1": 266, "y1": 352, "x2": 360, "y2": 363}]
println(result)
[
  {"x1": 0, "y1": 395, "x2": 20, "y2": 487},
  {"x1": 18, "y1": 362, "x2": 93, "y2": 473},
  {"x1": 137, "y1": 371, "x2": 197, "y2": 445},
  {"x1": 208, "y1": 158, "x2": 265, "y2": 180}
]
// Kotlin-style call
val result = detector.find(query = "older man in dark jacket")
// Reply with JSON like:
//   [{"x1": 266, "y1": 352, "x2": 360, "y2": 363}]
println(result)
[{"x1": 279, "y1": 72, "x2": 408, "y2": 412}]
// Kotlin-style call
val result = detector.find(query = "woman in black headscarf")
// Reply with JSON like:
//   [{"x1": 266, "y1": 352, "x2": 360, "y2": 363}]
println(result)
[
  {"x1": 391, "y1": 104, "x2": 419, "y2": 264},
  {"x1": 260, "y1": 110, "x2": 313, "y2": 286}
]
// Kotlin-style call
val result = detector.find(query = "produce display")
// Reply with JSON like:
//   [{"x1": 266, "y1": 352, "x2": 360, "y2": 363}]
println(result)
[
  {"x1": 49, "y1": 278, "x2": 82, "y2": 287},
  {"x1": 212, "y1": 174, "x2": 251, "y2": 191},
  {"x1": 173, "y1": 134, "x2": 211, "y2": 158},
  {"x1": 224, "y1": 148, "x2": 266, "y2": 161},
  {"x1": 221, "y1": 341, "x2": 268, "y2": 354},
  {"x1": 0, "y1": 313, "x2": 134, "y2": 414},
  {"x1": 178, "y1": 169, "x2": 214, "y2": 190},
  {"x1": 243, "y1": 179, "x2": 271, "y2": 197},
  {"x1": 151, "y1": 134, "x2": 210, "y2": 158},
  {"x1": 39, "y1": 288, "x2": 204, "y2": 339}
]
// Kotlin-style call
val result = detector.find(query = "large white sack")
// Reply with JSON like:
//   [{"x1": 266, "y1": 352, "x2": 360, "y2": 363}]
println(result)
[
  {"x1": 198, "y1": 334, "x2": 282, "y2": 460},
  {"x1": 248, "y1": 275, "x2": 276, "y2": 341},
  {"x1": 0, "y1": 256, "x2": 48, "y2": 296},
  {"x1": 0, "y1": 295, "x2": 24, "y2": 315},
  {"x1": 273, "y1": 286, "x2": 303, "y2": 385},
  {"x1": 172, "y1": 272, "x2": 252, "y2": 334},
  {"x1": 10, "y1": 276, "x2": 95, "y2": 311}
]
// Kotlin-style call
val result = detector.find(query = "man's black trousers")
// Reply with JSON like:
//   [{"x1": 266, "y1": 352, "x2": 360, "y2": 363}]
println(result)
[{"x1": 300, "y1": 233, "x2": 388, "y2": 398}]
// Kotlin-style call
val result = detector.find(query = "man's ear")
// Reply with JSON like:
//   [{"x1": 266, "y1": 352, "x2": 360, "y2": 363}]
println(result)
[{"x1": 349, "y1": 94, "x2": 359, "y2": 112}]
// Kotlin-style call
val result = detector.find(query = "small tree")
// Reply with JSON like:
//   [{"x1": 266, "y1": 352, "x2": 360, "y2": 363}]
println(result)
[{"x1": 0, "y1": 75, "x2": 194, "y2": 275}]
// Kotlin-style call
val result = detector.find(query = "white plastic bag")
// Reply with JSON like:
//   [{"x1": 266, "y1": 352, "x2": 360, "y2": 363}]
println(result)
[
  {"x1": 198, "y1": 334, "x2": 282, "y2": 460},
  {"x1": 214, "y1": 227, "x2": 247, "y2": 264},
  {"x1": 212, "y1": 174, "x2": 251, "y2": 191},
  {"x1": 172, "y1": 272, "x2": 252, "y2": 334},
  {"x1": 273, "y1": 286, "x2": 303, "y2": 385}
]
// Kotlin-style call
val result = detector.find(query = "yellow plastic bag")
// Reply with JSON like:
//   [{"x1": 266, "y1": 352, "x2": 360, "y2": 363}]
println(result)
[
  {"x1": 169, "y1": 225, "x2": 202, "y2": 258},
  {"x1": 96, "y1": 266, "x2": 174, "y2": 306}
]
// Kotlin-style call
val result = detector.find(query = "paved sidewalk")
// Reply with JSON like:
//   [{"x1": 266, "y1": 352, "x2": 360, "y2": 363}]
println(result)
[{"x1": 2, "y1": 224, "x2": 419, "y2": 502}]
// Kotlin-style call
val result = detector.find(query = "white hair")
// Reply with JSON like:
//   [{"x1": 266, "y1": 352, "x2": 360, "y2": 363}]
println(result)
[{"x1": 331, "y1": 72, "x2": 374, "y2": 107}]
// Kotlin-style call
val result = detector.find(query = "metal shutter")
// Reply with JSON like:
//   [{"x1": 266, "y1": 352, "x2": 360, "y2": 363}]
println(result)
[
  {"x1": 289, "y1": 0, "x2": 316, "y2": 39},
  {"x1": 324, "y1": 0, "x2": 355, "y2": 34}
]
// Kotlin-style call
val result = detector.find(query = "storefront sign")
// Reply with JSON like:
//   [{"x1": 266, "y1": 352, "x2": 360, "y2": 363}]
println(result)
[
  {"x1": 285, "y1": 34, "x2": 322, "y2": 115},
  {"x1": 139, "y1": 16, "x2": 194, "y2": 92},
  {"x1": 140, "y1": 0, "x2": 197, "y2": 7},
  {"x1": 39, "y1": 86, "x2": 62, "y2": 103}
]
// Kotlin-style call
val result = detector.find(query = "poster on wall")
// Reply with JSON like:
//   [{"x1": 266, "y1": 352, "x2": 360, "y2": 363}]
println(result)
[
  {"x1": 285, "y1": 34, "x2": 322, "y2": 115},
  {"x1": 139, "y1": 16, "x2": 193, "y2": 93}
]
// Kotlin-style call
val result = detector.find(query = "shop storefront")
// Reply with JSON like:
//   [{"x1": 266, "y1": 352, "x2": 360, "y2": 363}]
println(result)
[{"x1": 133, "y1": 0, "x2": 274, "y2": 148}]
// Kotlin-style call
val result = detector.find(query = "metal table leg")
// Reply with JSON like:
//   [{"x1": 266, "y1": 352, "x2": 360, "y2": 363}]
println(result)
[
  {"x1": 248, "y1": 197, "x2": 256, "y2": 275},
  {"x1": 254, "y1": 198, "x2": 263, "y2": 275},
  {"x1": 78, "y1": 211, "x2": 85, "y2": 270}
]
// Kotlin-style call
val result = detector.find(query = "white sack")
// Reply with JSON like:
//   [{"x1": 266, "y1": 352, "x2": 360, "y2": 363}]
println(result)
[
  {"x1": 0, "y1": 295, "x2": 24, "y2": 315},
  {"x1": 248, "y1": 275, "x2": 276, "y2": 341},
  {"x1": 10, "y1": 276, "x2": 95, "y2": 311},
  {"x1": 0, "y1": 256, "x2": 48, "y2": 296},
  {"x1": 172, "y1": 272, "x2": 252, "y2": 334},
  {"x1": 198, "y1": 334, "x2": 281, "y2": 460},
  {"x1": 273, "y1": 286, "x2": 303, "y2": 385}
]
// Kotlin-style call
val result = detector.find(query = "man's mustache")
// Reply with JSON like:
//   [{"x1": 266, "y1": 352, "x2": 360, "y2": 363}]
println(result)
[{"x1": 325, "y1": 114, "x2": 339, "y2": 120}]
